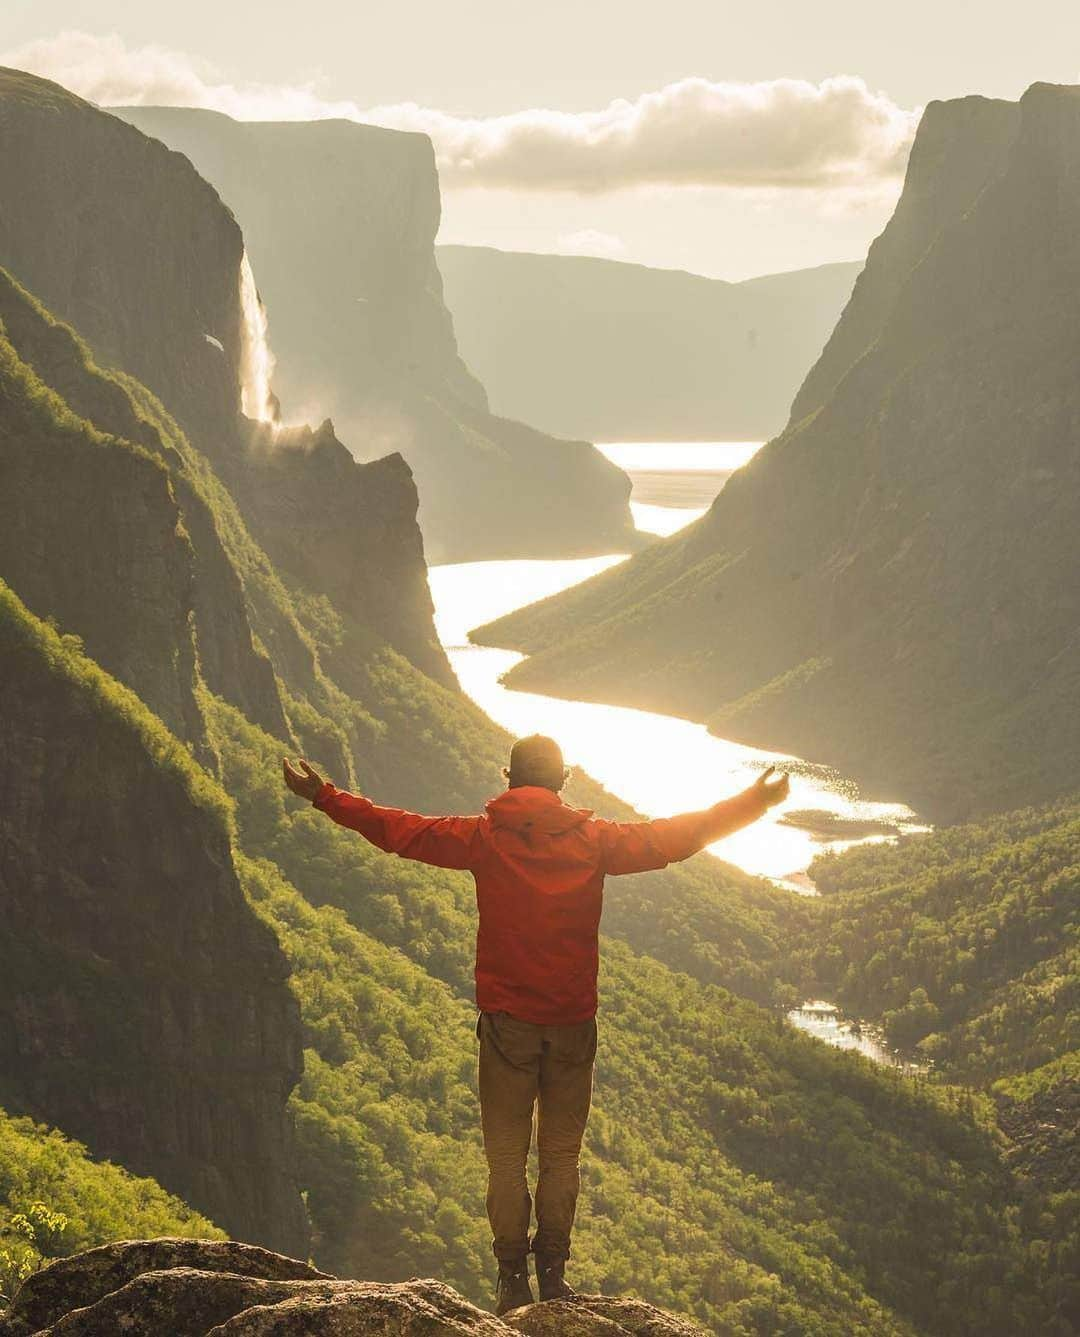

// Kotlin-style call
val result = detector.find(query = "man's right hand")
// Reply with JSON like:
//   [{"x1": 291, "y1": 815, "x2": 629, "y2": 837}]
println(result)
[
  {"x1": 283, "y1": 757, "x2": 327, "y2": 802},
  {"x1": 753, "y1": 765, "x2": 790, "y2": 808}
]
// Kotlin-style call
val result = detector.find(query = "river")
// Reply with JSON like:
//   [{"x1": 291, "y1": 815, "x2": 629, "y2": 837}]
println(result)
[{"x1": 428, "y1": 442, "x2": 926, "y2": 891}]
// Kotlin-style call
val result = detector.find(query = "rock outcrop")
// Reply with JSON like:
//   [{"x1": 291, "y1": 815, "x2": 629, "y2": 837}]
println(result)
[
  {"x1": 0, "y1": 583, "x2": 308, "y2": 1256},
  {"x1": 116, "y1": 105, "x2": 640, "y2": 562},
  {"x1": 0, "y1": 1240, "x2": 706, "y2": 1337},
  {"x1": 477, "y1": 85, "x2": 1080, "y2": 821},
  {"x1": 438, "y1": 245, "x2": 860, "y2": 442},
  {"x1": 222, "y1": 417, "x2": 453, "y2": 690}
]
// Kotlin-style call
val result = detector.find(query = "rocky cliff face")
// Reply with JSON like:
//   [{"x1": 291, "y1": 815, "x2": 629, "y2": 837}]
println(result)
[
  {"x1": 0, "y1": 582, "x2": 308, "y2": 1256},
  {"x1": 223, "y1": 418, "x2": 453, "y2": 689},
  {"x1": 477, "y1": 85, "x2": 1080, "y2": 821},
  {"x1": 116, "y1": 105, "x2": 639, "y2": 562},
  {"x1": 0, "y1": 70, "x2": 450, "y2": 682},
  {"x1": 789, "y1": 96, "x2": 1018, "y2": 422},
  {"x1": 0, "y1": 69, "x2": 242, "y2": 442}
]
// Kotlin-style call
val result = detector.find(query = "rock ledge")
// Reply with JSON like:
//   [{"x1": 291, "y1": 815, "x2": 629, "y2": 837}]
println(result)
[{"x1": 0, "y1": 1239, "x2": 705, "y2": 1336}]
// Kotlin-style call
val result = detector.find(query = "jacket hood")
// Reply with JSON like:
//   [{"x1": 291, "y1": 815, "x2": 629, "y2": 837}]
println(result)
[{"x1": 485, "y1": 786, "x2": 593, "y2": 835}]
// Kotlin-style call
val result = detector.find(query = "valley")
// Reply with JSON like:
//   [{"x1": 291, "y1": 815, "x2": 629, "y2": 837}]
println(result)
[{"x1": 0, "y1": 59, "x2": 1076, "y2": 1337}]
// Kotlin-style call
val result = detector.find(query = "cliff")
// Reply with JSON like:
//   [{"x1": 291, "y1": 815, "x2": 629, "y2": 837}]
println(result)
[
  {"x1": 0, "y1": 581, "x2": 308, "y2": 1255},
  {"x1": 0, "y1": 70, "x2": 242, "y2": 443},
  {"x1": 477, "y1": 86, "x2": 1080, "y2": 822},
  {"x1": 0, "y1": 71, "x2": 452, "y2": 684},
  {"x1": 438, "y1": 246, "x2": 860, "y2": 441},
  {"x1": 116, "y1": 105, "x2": 640, "y2": 562}
]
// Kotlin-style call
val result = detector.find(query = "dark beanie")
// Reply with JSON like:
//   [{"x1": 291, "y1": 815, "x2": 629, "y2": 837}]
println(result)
[{"x1": 507, "y1": 734, "x2": 566, "y2": 790}]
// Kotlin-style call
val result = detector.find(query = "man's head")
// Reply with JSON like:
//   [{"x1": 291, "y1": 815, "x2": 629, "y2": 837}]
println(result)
[{"x1": 503, "y1": 734, "x2": 568, "y2": 792}]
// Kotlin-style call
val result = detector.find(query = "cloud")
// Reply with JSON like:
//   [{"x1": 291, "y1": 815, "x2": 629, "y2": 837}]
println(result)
[
  {"x1": 555, "y1": 230, "x2": 628, "y2": 260},
  {"x1": 4, "y1": 31, "x2": 918, "y2": 194}
]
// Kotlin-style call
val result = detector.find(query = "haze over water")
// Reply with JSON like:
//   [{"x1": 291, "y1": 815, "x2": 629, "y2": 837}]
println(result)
[{"x1": 429, "y1": 442, "x2": 926, "y2": 889}]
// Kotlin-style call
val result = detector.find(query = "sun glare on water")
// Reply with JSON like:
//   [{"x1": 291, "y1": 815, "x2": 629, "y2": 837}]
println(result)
[{"x1": 428, "y1": 443, "x2": 925, "y2": 887}]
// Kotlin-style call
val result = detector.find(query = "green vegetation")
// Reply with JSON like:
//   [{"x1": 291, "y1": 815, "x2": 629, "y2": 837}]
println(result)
[
  {"x1": 206, "y1": 691, "x2": 1075, "y2": 1335},
  {"x1": 0, "y1": 578, "x2": 230, "y2": 832},
  {"x1": 0, "y1": 1108, "x2": 221, "y2": 1302},
  {"x1": 2, "y1": 213, "x2": 1077, "y2": 1331},
  {"x1": 787, "y1": 794, "x2": 1079, "y2": 1083}
]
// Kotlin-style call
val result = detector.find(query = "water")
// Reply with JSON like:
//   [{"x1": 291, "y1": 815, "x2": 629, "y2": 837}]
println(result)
[
  {"x1": 786, "y1": 1002, "x2": 916, "y2": 1069},
  {"x1": 598, "y1": 442, "x2": 761, "y2": 536},
  {"x1": 239, "y1": 252, "x2": 277, "y2": 423},
  {"x1": 428, "y1": 442, "x2": 926, "y2": 888}
]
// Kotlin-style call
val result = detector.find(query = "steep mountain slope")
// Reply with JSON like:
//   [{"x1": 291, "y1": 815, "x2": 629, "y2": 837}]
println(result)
[
  {"x1": 0, "y1": 71, "x2": 455, "y2": 691},
  {"x1": 437, "y1": 246, "x2": 860, "y2": 441},
  {"x1": 0, "y1": 70, "x2": 241, "y2": 444},
  {"x1": 478, "y1": 85, "x2": 1080, "y2": 823},
  {"x1": 0, "y1": 268, "x2": 288, "y2": 746},
  {"x1": 115, "y1": 104, "x2": 639, "y2": 562},
  {"x1": 0, "y1": 580, "x2": 307, "y2": 1255}
]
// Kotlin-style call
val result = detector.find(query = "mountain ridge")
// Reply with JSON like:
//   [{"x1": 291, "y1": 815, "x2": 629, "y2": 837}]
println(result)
[
  {"x1": 476, "y1": 82, "x2": 1080, "y2": 824},
  {"x1": 436, "y1": 244, "x2": 860, "y2": 441}
]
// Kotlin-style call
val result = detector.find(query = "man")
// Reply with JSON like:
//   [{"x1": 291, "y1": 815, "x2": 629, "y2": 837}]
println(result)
[{"x1": 283, "y1": 735, "x2": 788, "y2": 1315}]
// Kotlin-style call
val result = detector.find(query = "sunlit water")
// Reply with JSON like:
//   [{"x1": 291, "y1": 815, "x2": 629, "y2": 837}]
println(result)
[
  {"x1": 786, "y1": 1002, "x2": 918, "y2": 1069},
  {"x1": 428, "y1": 442, "x2": 926, "y2": 891},
  {"x1": 599, "y1": 442, "x2": 760, "y2": 536}
]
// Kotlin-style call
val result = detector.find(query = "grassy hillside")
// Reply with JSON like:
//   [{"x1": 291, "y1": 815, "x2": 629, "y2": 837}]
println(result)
[{"x1": 438, "y1": 246, "x2": 859, "y2": 442}]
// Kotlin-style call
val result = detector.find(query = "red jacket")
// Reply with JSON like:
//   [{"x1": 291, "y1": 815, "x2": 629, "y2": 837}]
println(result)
[{"x1": 313, "y1": 781, "x2": 766, "y2": 1025}]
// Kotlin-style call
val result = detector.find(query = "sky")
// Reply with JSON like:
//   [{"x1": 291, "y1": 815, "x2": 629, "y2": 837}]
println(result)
[{"x1": 4, "y1": 1, "x2": 1079, "y2": 279}]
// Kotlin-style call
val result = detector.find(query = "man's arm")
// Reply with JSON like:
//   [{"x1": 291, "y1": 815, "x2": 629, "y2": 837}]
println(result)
[
  {"x1": 598, "y1": 767, "x2": 790, "y2": 875},
  {"x1": 283, "y1": 758, "x2": 482, "y2": 871}
]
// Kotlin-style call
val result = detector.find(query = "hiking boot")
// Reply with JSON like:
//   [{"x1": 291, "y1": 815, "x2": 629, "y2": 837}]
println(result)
[
  {"x1": 495, "y1": 1262, "x2": 534, "y2": 1315},
  {"x1": 536, "y1": 1256, "x2": 576, "y2": 1302}
]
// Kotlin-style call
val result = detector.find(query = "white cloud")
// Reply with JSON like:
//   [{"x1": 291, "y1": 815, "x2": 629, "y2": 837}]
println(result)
[
  {"x1": 554, "y1": 230, "x2": 628, "y2": 260},
  {"x1": 4, "y1": 31, "x2": 918, "y2": 194}
]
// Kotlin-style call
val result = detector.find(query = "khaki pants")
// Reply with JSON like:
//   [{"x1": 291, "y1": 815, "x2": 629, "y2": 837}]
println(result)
[{"x1": 477, "y1": 1010, "x2": 597, "y2": 1264}]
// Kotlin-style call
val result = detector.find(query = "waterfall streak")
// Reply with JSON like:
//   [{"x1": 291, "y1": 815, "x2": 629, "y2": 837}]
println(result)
[{"x1": 239, "y1": 252, "x2": 276, "y2": 423}]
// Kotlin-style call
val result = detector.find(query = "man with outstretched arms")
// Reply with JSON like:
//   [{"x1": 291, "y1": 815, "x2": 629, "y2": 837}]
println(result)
[{"x1": 284, "y1": 734, "x2": 788, "y2": 1315}]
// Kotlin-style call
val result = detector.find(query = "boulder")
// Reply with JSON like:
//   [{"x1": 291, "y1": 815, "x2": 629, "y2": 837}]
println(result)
[
  {"x1": 206, "y1": 1279, "x2": 509, "y2": 1334},
  {"x1": 2, "y1": 1239, "x2": 327, "y2": 1335},
  {"x1": 1, "y1": 1241, "x2": 707, "y2": 1337}
]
